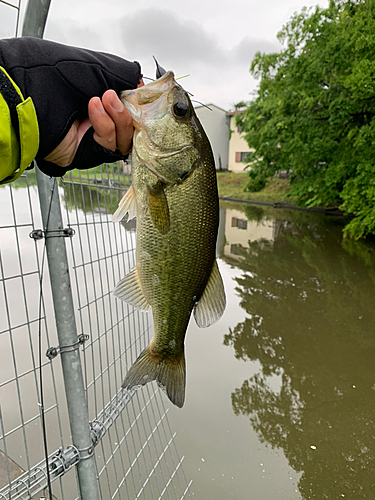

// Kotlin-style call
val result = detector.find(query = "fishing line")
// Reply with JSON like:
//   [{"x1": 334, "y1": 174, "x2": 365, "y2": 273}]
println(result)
[
  {"x1": 37, "y1": 176, "x2": 57, "y2": 500},
  {"x1": 191, "y1": 101, "x2": 212, "y2": 111},
  {"x1": 141, "y1": 76, "x2": 211, "y2": 110}
]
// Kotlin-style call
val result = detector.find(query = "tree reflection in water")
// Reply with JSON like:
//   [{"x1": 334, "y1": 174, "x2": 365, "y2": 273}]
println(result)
[{"x1": 223, "y1": 206, "x2": 375, "y2": 499}]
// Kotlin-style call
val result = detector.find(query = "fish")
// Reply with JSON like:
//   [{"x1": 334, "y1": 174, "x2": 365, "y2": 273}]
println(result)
[{"x1": 112, "y1": 71, "x2": 226, "y2": 408}]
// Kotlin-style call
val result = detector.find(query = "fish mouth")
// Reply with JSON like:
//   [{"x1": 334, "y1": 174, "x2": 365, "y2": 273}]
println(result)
[
  {"x1": 121, "y1": 70, "x2": 197, "y2": 184},
  {"x1": 121, "y1": 71, "x2": 176, "y2": 126},
  {"x1": 122, "y1": 69, "x2": 194, "y2": 155},
  {"x1": 124, "y1": 70, "x2": 175, "y2": 96}
]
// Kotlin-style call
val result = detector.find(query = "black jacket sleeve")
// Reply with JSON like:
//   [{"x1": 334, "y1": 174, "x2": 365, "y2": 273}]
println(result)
[{"x1": 0, "y1": 37, "x2": 142, "y2": 175}]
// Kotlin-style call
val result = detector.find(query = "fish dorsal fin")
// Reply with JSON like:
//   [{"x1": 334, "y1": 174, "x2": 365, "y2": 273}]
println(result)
[
  {"x1": 112, "y1": 267, "x2": 150, "y2": 311},
  {"x1": 194, "y1": 260, "x2": 226, "y2": 328},
  {"x1": 112, "y1": 184, "x2": 136, "y2": 222},
  {"x1": 147, "y1": 181, "x2": 170, "y2": 235}
]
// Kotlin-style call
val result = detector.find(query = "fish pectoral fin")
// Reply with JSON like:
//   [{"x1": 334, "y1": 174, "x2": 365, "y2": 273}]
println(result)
[
  {"x1": 112, "y1": 267, "x2": 150, "y2": 311},
  {"x1": 147, "y1": 181, "x2": 170, "y2": 235},
  {"x1": 122, "y1": 346, "x2": 186, "y2": 408},
  {"x1": 112, "y1": 184, "x2": 136, "y2": 222},
  {"x1": 194, "y1": 259, "x2": 226, "y2": 328}
]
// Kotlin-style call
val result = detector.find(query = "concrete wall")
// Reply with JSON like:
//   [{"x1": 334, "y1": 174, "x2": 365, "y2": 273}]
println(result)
[{"x1": 195, "y1": 105, "x2": 229, "y2": 170}]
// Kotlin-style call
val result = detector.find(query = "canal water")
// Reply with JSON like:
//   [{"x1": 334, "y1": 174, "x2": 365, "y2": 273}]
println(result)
[
  {"x1": 167, "y1": 201, "x2": 375, "y2": 500},
  {"x1": 1, "y1": 181, "x2": 375, "y2": 499}
]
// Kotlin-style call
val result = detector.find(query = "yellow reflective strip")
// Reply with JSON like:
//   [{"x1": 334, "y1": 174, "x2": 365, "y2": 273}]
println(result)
[
  {"x1": 0, "y1": 67, "x2": 39, "y2": 184},
  {"x1": 0, "y1": 94, "x2": 20, "y2": 184},
  {"x1": 0, "y1": 66, "x2": 25, "y2": 100},
  {"x1": 17, "y1": 97, "x2": 39, "y2": 170}
]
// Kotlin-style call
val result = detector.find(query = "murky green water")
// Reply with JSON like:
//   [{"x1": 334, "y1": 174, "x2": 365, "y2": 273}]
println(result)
[
  {"x1": 1, "y1": 179, "x2": 375, "y2": 498},
  {"x1": 167, "y1": 202, "x2": 375, "y2": 499}
]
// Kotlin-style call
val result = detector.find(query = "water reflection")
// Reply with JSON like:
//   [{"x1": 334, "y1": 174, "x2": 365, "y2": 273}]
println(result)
[
  {"x1": 222, "y1": 205, "x2": 276, "y2": 262},
  {"x1": 3, "y1": 177, "x2": 375, "y2": 497},
  {"x1": 62, "y1": 179, "x2": 136, "y2": 231},
  {"x1": 221, "y1": 204, "x2": 375, "y2": 499}
]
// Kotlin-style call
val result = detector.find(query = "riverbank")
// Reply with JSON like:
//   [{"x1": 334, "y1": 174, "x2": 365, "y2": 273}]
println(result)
[
  {"x1": 216, "y1": 172, "x2": 293, "y2": 203},
  {"x1": 216, "y1": 172, "x2": 343, "y2": 216}
]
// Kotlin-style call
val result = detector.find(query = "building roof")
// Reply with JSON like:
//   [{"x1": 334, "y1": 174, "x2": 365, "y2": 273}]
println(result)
[{"x1": 226, "y1": 109, "x2": 245, "y2": 116}]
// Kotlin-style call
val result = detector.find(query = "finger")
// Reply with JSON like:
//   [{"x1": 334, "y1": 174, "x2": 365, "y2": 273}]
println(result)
[
  {"x1": 88, "y1": 96, "x2": 117, "y2": 152},
  {"x1": 101, "y1": 90, "x2": 133, "y2": 155}
]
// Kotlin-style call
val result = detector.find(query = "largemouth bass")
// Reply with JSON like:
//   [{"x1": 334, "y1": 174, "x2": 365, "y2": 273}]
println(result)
[{"x1": 112, "y1": 71, "x2": 226, "y2": 408}]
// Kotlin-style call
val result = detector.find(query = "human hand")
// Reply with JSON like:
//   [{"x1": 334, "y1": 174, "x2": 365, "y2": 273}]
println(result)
[{"x1": 44, "y1": 79, "x2": 144, "y2": 168}]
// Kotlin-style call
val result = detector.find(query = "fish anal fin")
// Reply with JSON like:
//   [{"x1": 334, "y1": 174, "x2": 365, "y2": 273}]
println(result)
[
  {"x1": 112, "y1": 267, "x2": 150, "y2": 311},
  {"x1": 112, "y1": 184, "x2": 136, "y2": 222},
  {"x1": 194, "y1": 260, "x2": 226, "y2": 328},
  {"x1": 147, "y1": 181, "x2": 170, "y2": 235},
  {"x1": 122, "y1": 345, "x2": 186, "y2": 408}
]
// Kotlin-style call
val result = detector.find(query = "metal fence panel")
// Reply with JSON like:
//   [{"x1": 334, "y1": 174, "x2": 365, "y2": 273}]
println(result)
[
  {"x1": 0, "y1": 165, "x2": 192, "y2": 499},
  {"x1": 0, "y1": 0, "x2": 21, "y2": 38}
]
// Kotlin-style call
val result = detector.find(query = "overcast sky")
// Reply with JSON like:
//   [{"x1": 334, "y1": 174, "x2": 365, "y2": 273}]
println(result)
[{"x1": 1, "y1": 0, "x2": 328, "y2": 110}]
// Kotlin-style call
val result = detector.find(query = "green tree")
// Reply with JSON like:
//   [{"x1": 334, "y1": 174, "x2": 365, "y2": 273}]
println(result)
[{"x1": 238, "y1": 0, "x2": 375, "y2": 239}]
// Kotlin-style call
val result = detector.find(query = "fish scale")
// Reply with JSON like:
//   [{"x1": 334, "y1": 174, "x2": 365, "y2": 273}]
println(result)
[
  {"x1": 112, "y1": 71, "x2": 226, "y2": 407},
  {"x1": 137, "y1": 163, "x2": 218, "y2": 352}
]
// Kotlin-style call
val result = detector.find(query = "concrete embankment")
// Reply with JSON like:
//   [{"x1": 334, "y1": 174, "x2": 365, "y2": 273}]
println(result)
[{"x1": 219, "y1": 196, "x2": 344, "y2": 216}]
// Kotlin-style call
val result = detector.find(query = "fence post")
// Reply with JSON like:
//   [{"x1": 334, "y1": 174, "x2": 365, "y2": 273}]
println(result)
[
  {"x1": 21, "y1": 0, "x2": 52, "y2": 38},
  {"x1": 35, "y1": 169, "x2": 99, "y2": 500}
]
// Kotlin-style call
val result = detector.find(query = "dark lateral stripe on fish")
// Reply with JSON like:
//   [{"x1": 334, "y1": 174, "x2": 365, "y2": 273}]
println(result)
[{"x1": 112, "y1": 71, "x2": 226, "y2": 408}]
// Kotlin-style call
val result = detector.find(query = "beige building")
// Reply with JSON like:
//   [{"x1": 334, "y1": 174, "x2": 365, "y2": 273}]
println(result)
[
  {"x1": 223, "y1": 208, "x2": 275, "y2": 263},
  {"x1": 227, "y1": 111, "x2": 254, "y2": 173},
  {"x1": 194, "y1": 105, "x2": 254, "y2": 174}
]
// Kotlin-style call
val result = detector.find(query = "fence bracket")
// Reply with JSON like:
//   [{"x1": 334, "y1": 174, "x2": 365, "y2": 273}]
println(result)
[
  {"x1": 46, "y1": 334, "x2": 89, "y2": 360},
  {"x1": 29, "y1": 227, "x2": 75, "y2": 240},
  {"x1": 78, "y1": 444, "x2": 95, "y2": 461},
  {"x1": 50, "y1": 445, "x2": 80, "y2": 477}
]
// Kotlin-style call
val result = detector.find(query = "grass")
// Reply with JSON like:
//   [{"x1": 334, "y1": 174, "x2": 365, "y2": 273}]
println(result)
[
  {"x1": 9, "y1": 167, "x2": 290, "y2": 205},
  {"x1": 68, "y1": 169, "x2": 293, "y2": 204},
  {"x1": 216, "y1": 171, "x2": 294, "y2": 204}
]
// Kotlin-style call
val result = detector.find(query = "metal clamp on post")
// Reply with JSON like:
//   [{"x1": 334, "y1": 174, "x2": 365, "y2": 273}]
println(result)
[
  {"x1": 78, "y1": 444, "x2": 95, "y2": 461},
  {"x1": 29, "y1": 227, "x2": 75, "y2": 240},
  {"x1": 46, "y1": 334, "x2": 89, "y2": 360}
]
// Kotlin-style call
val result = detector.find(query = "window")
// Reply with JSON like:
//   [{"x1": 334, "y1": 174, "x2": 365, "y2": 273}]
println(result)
[
  {"x1": 231, "y1": 217, "x2": 248, "y2": 230},
  {"x1": 230, "y1": 244, "x2": 241, "y2": 255},
  {"x1": 235, "y1": 152, "x2": 250, "y2": 162}
]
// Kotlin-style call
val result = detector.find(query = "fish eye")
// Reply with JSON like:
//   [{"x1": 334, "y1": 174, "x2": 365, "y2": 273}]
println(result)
[{"x1": 173, "y1": 102, "x2": 189, "y2": 118}]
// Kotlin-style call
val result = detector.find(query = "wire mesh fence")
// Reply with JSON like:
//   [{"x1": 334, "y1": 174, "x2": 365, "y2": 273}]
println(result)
[
  {"x1": 0, "y1": 0, "x2": 22, "y2": 38},
  {"x1": 0, "y1": 164, "x2": 193, "y2": 499}
]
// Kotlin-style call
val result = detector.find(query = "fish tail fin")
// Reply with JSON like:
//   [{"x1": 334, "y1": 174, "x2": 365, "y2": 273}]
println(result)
[{"x1": 122, "y1": 346, "x2": 186, "y2": 408}]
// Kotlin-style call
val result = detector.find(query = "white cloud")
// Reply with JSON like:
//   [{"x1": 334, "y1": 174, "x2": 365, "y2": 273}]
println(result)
[
  {"x1": 116, "y1": 8, "x2": 280, "y2": 109},
  {"x1": 231, "y1": 37, "x2": 279, "y2": 66},
  {"x1": 0, "y1": 3, "x2": 19, "y2": 38},
  {"x1": 1, "y1": 0, "x2": 328, "y2": 110},
  {"x1": 120, "y1": 8, "x2": 224, "y2": 67}
]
